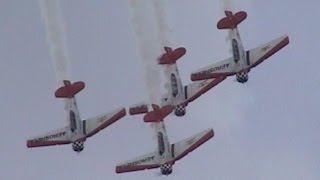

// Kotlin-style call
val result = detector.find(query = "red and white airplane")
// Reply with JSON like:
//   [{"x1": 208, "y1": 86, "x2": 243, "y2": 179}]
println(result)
[
  {"x1": 191, "y1": 10, "x2": 290, "y2": 83},
  {"x1": 26, "y1": 80, "x2": 126, "y2": 152},
  {"x1": 116, "y1": 104, "x2": 214, "y2": 175},
  {"x1": 129, "y1": 46, "x2": 226, "y2": 117}
]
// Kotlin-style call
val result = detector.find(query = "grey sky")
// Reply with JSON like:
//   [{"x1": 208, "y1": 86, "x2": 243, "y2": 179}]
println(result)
[{"x1": 1, "y1": 0, "x2": 319, "y2": 179}]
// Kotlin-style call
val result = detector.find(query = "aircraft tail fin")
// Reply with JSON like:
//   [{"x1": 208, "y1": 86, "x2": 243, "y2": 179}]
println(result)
[
  {"x1": 55, "y1": 80, "x2": 85, "y2": 98},
  {"x1": 217, "y1": 11, "x2": 247, "y2": 29},
  {"x1": 158, "y1": 47, "x2": 186, "y2": 65}
]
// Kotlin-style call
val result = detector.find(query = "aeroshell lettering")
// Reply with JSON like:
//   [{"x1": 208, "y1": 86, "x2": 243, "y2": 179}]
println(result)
[
  {"x1": 125, "y1": 156, "x2": 155, "y2": 166},
  {"x1": 33, "y1": 132, "x2": 66, "y2": 142},
  {"x1": 200, "y1": 63, "x2": 229, "y2": 74}
]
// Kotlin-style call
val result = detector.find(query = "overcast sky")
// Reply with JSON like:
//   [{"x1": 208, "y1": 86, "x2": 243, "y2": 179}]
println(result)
[{"x1": 1, "y1": 0, "x2": 320, "y2": 179}]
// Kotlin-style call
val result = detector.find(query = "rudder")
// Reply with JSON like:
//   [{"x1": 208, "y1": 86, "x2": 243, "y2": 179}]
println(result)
[
  {"x1": 55, "y1": 80, "x2": 85, "y2": 98},
  {"x1": 217, "y1": 11, "x2": 247, "y2": 29}
]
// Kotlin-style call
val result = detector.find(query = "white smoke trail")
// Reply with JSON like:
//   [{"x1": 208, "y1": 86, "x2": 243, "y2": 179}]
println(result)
[
  {"x1": 220, "y1": 0, "x2": 234, "y2": 11},
  {"x1": 128, "y1": 0, "x2": 162, "y2": 105},
  {"x1": 38, "y1": 0, "x2": 70, "y2": 85},
  {"x1": 219, "y1": 0, "x2": 234, "y2": 53},
  {"x1": 150, "y1": 0, "x2": 176, "y2": 108},
  {"x1": 151, "y1": 0, "x2": 171, "y2": 47}
]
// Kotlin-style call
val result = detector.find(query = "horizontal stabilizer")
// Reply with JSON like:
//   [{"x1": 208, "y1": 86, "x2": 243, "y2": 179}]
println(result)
[
  {"x1": 158, "y1": 47, "x2": 186, "y2": 65},
  {"x1": 129, "y1": 103, "x2": 149, "y2": 115},
  {"x1": 55, "y1": 80, "x2": 85, "y2": 98},
  {"x1": 26, "y1": 126, "x2": 71, "y2": 148},
  {"x1": 143, "y1": 105, "x2": 174, "y2": 123},
  {"x1": 217, "y1": 11, "x2": 247, "y2": 29},
  {"x1": 82, "y1": 108, "x2": 126, "y2": 139},
  {"x1": 116, "y1": 150, "x2": 160, "y2": 173},
  {"x1": 171, "y1": 128, "x2": 214, "y2": 162}
]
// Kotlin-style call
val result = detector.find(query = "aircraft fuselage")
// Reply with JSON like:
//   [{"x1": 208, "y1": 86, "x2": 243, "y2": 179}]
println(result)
[
  {"x1": 162, "y1": 64, "x2": 186, "y2": 116},
  {"x1": 65, "y1": 98, "x2": 85, "y2": 152},
  {"x1": 230, "y1": 28, "x2": 249, "y2": 83},
  {"x1": 153, "y1": 121, "x2": 173, "y2": 175},
  {"x1": 230, "y1": 28, "x2": 246, "y2": 67}
]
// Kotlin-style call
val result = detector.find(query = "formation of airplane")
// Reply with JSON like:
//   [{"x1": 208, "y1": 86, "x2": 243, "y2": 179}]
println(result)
[
  {"x1": 129, "y1": 46, "x2": 226, "y2": 117},
  {"x1": 27, "y1": 10, "x2": 289, "y2": 176},
  {"x1": 191, "y1": 11, "x2": 289, "y2": 83},
  {"x1": 116, "y1": 104, "x2": 213, "y2": 175},
  {"x1": 26, "y1": 80, "x2": 126, "y2": 152}
]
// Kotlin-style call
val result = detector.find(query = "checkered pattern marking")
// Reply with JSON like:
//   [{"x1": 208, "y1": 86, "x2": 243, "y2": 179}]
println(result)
[
  {"x1": 236, "y1": 72, "x2": 248, "y2": 83},
  {"x1": 160, "y1": 163, "x2": 172, "y2": 175},
  {"x1": 72, "y1": 141, "x2": 84, "y2": 152},
  {"x1": 174, "y1": 106, "x2": 186, "y2": 117}
]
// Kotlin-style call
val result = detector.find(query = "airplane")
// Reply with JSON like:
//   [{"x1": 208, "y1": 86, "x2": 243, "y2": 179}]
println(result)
[
  {"x1": 115, "y1": 104, "x2": 214, "y2": 175},
  {"x1": 129, "y1": 46, "x2": 226, "y2": 117},
  {"x1": 191, "y1": 10, "x2": 290, "y2": 83},
  {"x1": 26, "y1": 80, "x2": 126, "y2": 152}
]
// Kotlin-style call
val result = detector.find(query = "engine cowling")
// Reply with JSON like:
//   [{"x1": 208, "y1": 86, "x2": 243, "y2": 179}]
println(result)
[
  {"x1": 160, "y1": 163, "x2": 173, "y2": 175},
  {"x1": 72, "y1": 141, "x2": 84, "y2": 152},
  {"x1": 236, "y1": 72, "x2": 248, "y2": 83},
  {"x1": 174, "y1": 105, "x2": 186, "y2": 117}
]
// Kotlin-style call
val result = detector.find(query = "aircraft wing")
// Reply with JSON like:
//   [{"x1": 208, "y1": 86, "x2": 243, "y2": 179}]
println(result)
[
  {"x1": 245, "y1": 35, "x2": 289, "y2": 71},
  {"x1": 191, "y1": 57, "x2": 233, "y2": 81},
  {"x1": 171, "y1": 128, "x2": 214, "y2": 162},
  {"x1": 26, "y1": 126, "x2": 71, "y2": 148},
  {"x1": 83, "y1": 108, "x2": 126, "y2": 139},
  {"x1": 116, "y1": 151, "x2": 160, "y2": 173},
  {"x1": 181, "y1": 76, "x2": 226, "y2": 106}
]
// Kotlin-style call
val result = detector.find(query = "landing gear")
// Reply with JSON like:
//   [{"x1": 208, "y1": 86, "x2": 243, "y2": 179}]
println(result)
[
  {"x1": 72, "y1": 141, "x2": 84, "y2": 152},
  {"x1": 174, "y1": 105, "x2": 186, "y2": 117},
  {"x1": 236, "y1": 72, "x2": 248, "y2": 83},
  {"x1": 160, "y1": 163, "x2": 172, "y2": 175}
]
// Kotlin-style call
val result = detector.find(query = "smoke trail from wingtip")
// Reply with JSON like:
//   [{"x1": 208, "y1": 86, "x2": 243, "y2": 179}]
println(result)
[{"x1": 39, "y1": 0, "x2": 70, "y2": 85}]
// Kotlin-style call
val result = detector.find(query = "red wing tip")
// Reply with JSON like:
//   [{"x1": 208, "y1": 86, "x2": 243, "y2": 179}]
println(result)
[
  {"x1": 119, "y1": 108, "x2": 127, "y2": 116},
  {"x1": 208, "y1": 129, "x2": 214, "y2": 138},
  {"x1": 283, "y1": 36, "x2": 290, "y2": 45},
  {"x1": 115, "y1": 167, "x2": 124, "y2": 173},
  {"x1": 26, "y1": 140, "x2": 33, "y2": 148},
  {"x1": 176, "y1": 47, "x2": 187, "y2": 54}
]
